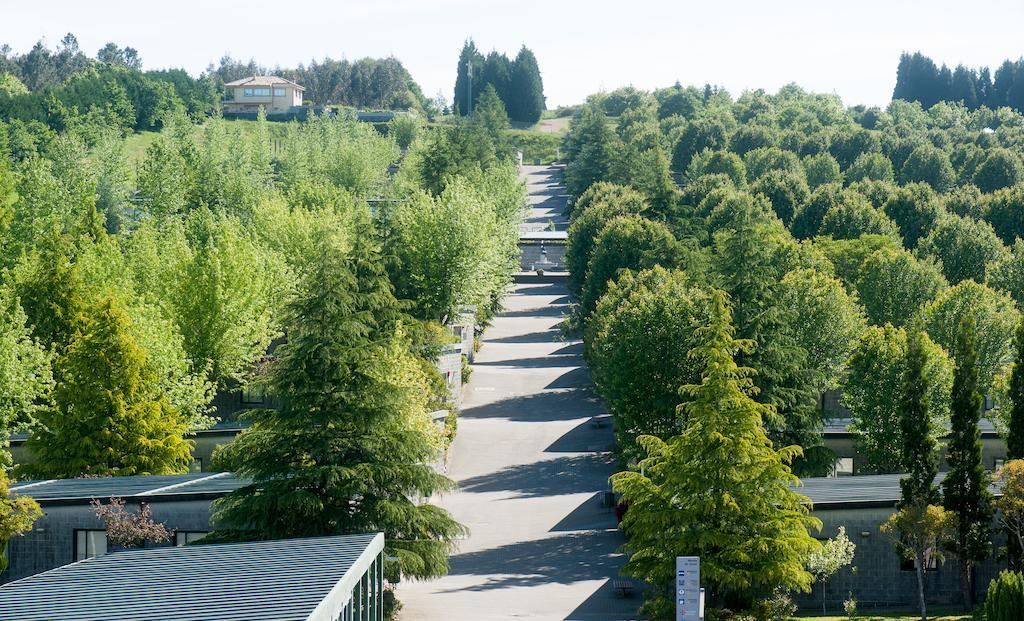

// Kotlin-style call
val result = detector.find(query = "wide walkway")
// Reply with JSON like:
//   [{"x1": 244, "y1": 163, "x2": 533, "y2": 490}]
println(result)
[{"x1": 398, "y1": 167, "x2": 636, "y2": 620}]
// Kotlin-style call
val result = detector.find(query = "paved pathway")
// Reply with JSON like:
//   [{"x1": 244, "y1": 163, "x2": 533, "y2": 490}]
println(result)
[{"x1": 398, "y1": 167, "x2": 636, "y2": 620}]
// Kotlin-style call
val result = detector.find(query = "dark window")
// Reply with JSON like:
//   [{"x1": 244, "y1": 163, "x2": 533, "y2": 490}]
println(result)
[
  {"x1": 174, "y1": 531, "x2": 209, "y2": 546},
  {"x1": 899, "y1": 555, "x2": 939, "y2": 571},
  {"x1": 74, "y1": 529, "x2": 107, "y2": 561},
  {"x1": 241, "y1": 387, "x2": 265, "y2": 405}
]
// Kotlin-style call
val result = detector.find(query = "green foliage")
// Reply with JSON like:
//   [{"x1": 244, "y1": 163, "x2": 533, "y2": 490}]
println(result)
[
  {"x1": 846, "y1": 151, "x2": 895, "y2": 184},
  {"x1": 587, "y1": 267, "x2": 708, "y2": 456},
  {"x1": 687, "y1": 149, "x2": 746, "y2": 187},
  {"x1": 792, "y1": 184, "x2": 845, "y2": 239},
  {"x1": 900, "y1": 144, "x2": 956, "y2": 192},
  {"x1": 743, "y1": 146, "x2": 802, "y2": 183},
  {"x1": 672, "y1": 116, "x2": 728, "y2": 171},
  {"x1": 0, "y1": 469, "x2": 42, "y2": 576},
  {"x1": 1009, "y1": 321, "x2": 1024, "y2": 460},
  {"x1": 819, "y1": 195, "x2": 900, "y2": 241},
  {"x1": 973, "y1": 149, "x2": 1024, "y2": 193},
  {"x1": 856, "y1": 247, "x2": 947, "y2": 327},
  {"x1": 917, "y1": 214, "x2": 1007, "y2": 284},
  {"x1": 209, "y1": 215, "x2": 465, "y2": 579},
  {"x1": 942, "y1": 315, "x2": 994, "y2": 609},
  {"x1": 844, "y1": 325, "x2": 953, "y2": 473},
  {"x1": 0, "y1": 294, "x2": 52, "y2": 456},
  {"x1": 883, "y1": 183, "x2": 945, "y2": 249},
  {"x1": 387, "y1": 114, "x2": 422, "y2": 151},
  {"x1": 565, "y1": 184, "x2": 649, "y2": 292},
  {"x1": 901, "y1": 327, "x2": 942, "y2": 508},
  {"x1": 23, "y1": 296, "x2": 193, "y2": 477},
  {"x1": 750, "y1": 170, "x2": 809, "y2": 225},
  {"x1": 920, "y1": 280, "x2": 1019, "y2": 392},
  {"x1": 579, "y1": 215, "x2": 680, "y2": 318},
  {"x1": 611, "y1": 291, "x2": 821, "y2": 615},
  {"x1": 984, "y1": 185, "x2": 1024, "y2": 246},
  {"x1": 803, "y1": 152, "x2": 843, "y2": 188},
  {"x1": 815, "y1": 234, "x2": 901, "y2": 290},
  {"x1": 986, "y1": 571, "x2": 1024, "y2": 621}
]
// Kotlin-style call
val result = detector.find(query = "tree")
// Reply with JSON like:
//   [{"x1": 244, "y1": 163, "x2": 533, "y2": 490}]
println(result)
[
  {"x1": 743, "y1": 146, "x2": 802, "y2": 182},
  {"x1": 0, "y1": 293, "x2": 53, "y2": 458},
  {"x1": 1008, "y1": 319, "x2": 1024, "y2": 461},
  {"x1": 984, "y1": 569, "x2": 1024, "y2": 621},
  {"x1": 209, "y1": 214, "x2": 465, "y2": 579},
  {"x1": 844, "y1": 325, "x2": 953, "y2": 473},
  {"x1": 791, "y1": 184, "x2": 844, "y2": 239},
  {"x1": 672, "y1": 116, "x2": 728, "y2": 171},
  {"x1": 996, "y1": 461, "x2": 1024, "y2": 571},
  {"x1": 586, "y1": 267, "x2": 708, "y2": 456},
  {"x1": 610, "y1": 290, "x2": 821, "y2": 616},
  {"x1": 855, "y1": 247, "x2": 947, "y2": 327},
  {"x1": 91, "y1": 497, "x2": 172, "y2": 548},
  {"x1": 0, "y1": 469, "x2": 42, "y2": 577},
  {"x1": 803, "y1": 152, "x2": 843, "y2": 188},
  {"x1": 900, "y1": 144, "x2": 956, "y2": 192},
  {"x1": 806, "y1": 526, "x2": 856, "y2": 615},
  {"x1": 917, "y1": 214, "x2": 1007, "y2": 284},
  {"x1": 686, "y1": 149, "x2": 746, "y2": 187},
  {"x1": 819, "y1": 198, "x2": 900, "y2": 241},
  {"x1": 579, "y1": 215, "x2": 680, "y2": 319},
  {"x1": 882, "y1": 183, "x2": 945, "y2": 249},
  {"x1": 881, "y1": 504, "x2": 953, "y2": 621},
  {"x1": 942, "y1": 316, "x2": 994, "y2": 610},
  {"x1": 563, "y1": 103, "x2": 617, "y2": 197},
  {"x1": 984, "y1": 186, "x2": 1024, "y2": 246},
  {"x1": 23, "y1": 296, "x2": 193, "y2": 477},
  {"x1": 565, "y1": 184, "x2": 648, "y2": 293},
  {"x1": 750, "y1": 170, "x2": 809, "y2": 225},
  {"x1": 846, "y1": 152, "x2": 894, "y2": 184},
  {"x1": 507, "y1": 46, "x2": 544, "y2": 124},
  {"x1": 974, "y1": 149, "x2": 1024, "y2": 194},
  {"x1": 452, "y1": 39, "x2": 483, "y2": 116},
  {"x1": 920, "y1": 280, "x2": 1019, "y2": 393}
]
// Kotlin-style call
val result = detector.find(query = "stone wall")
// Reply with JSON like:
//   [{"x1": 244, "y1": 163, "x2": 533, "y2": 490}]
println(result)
[
  {"x1": 435, "y1": 344, "x2": 463, "y2": 410},
  {"x1": 4, "y1": 499, "x2": 217, "y2": 584}
]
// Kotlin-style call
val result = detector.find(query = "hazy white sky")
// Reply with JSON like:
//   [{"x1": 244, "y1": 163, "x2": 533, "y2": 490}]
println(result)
[{"x1": 3, "y1": 0, "x2": 1022, "y2": 109}]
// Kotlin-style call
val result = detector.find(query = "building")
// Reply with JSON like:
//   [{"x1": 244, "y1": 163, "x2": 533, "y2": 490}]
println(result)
[
  {"x1": 0, "y1": 533, "x2": 386, "y2": 621},
  {"x1": 796, "y1": 473, "x2": 1004, "y2": 611},
  {"x1": 223, "y1": 76, "x2": 304, "y2": 114},
  {"x1": 3, "y1": 472, "x2": 250, "y2": 583}
]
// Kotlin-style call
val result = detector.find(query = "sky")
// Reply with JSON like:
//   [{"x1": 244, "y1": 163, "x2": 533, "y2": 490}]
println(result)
[{"x1": 3, "y1": 0, "x2": 1023, "y2": 109}]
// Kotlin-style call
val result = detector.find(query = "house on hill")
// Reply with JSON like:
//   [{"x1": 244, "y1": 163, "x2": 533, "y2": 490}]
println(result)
[{"x1": 222, "y1": 75, "x2": 304, "y2": 114}]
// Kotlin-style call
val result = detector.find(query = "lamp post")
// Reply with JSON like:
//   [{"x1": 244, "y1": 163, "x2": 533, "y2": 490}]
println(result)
[{"x1": 466, "y1": 57, "x2": 473, "y2": 116}]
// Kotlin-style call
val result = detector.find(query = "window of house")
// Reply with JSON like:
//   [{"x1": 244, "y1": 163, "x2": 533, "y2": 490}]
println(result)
[
  {"x1": 189, "y1": 458, "x2": 203, "y2": 473},
  {"x1": 273, "y1": 87, "x2": 286, "y2": 97},
  {"x1": 829, "y1": 457, "x2": 854, "y2": 477},
  {"x1": 899, "y1": 555, "x2": 939, "y2": 571},
  {"x1": 241, "y1": 387, "x2": 265, "y2": 405},
  {"x1": 996, "y1": 458, "x2": 1006, "y2": 470},
  {"x1": 174, "y1": 531, "x2": 209, "y2": 547},
  {"x1": 243, "y1": 87, "x2": 271, "y2": 97},
  {"x1": 74, "y1": 529, "x2": 107, "y2": 561}
]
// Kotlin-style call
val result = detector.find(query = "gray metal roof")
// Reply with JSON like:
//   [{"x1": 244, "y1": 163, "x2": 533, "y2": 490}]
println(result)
[
  {"x1": 0, "y1": 533, "x2": 384, "y2": 621},
  {"x1": 10, "y1": 472, "x2": 251, "y2": 502},
  {"x1": 800, "y1": 472, "x2": 1003, "y2": 509},
  {"x1": 822, "y1": 417, "x2": 999, "y2": 436}
]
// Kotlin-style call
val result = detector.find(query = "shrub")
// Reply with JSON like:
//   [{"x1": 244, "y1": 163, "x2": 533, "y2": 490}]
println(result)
[{"x1": 984, "y1": 570, "x2": 1024, "y2": 621}]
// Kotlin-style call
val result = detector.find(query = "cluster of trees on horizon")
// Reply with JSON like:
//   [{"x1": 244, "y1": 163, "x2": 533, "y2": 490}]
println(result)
[
  {"x1": 453, "y1": 39, "x2": 545, "y2": 124},
  {"x1": 560, "y1": 78, "x2": 1024, "y2": 617},
  {"x1": 0, "y1": 74, "x2": 527, "y2": 592},
  {"x1": 893, "y1": 51, "x2": 1024, "y2": 113},
  {"x1": 0, "y1": 34, "x2": 440, "y2": 141}
]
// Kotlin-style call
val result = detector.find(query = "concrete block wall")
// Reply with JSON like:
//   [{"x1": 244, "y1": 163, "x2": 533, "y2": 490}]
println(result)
[
  {"x1": 796, "y1": 507, "x2": 1004, "y2": 611},
  {"x1": 3, "y1": 499, "x2": 217, "y2": 584},
  {"x1": 434, "y1": 344, "x2": 463, "y2": 410}
]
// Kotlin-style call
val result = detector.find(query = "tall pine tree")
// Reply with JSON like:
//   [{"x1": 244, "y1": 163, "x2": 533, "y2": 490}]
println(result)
[
  {"x1": 209, "y1": 210, "x2": 465, "y2": 579},
  {"x1": 453, "y1": 39, "x2": 483, "y2": 117},
  {"x1": 942, "y1": 315, "x2": 993, "y2": 610},
  {"x1": 1009, "y1": 317, "x2": 1024, "y2": 460},
  {"x1": 611, "y1": 290, "x2": 820, "y2": 616},
  {"x1": 901, "y1": 327, "x2": 941, "y2": 508},
  {"x1": 509, "y1": 46, "x2": 545, "y2": 124}
]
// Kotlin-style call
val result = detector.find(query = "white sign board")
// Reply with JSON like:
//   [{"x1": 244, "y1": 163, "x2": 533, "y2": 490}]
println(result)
[{"x1": 675, "y1": 556, "x2": 702, "y2": 621}]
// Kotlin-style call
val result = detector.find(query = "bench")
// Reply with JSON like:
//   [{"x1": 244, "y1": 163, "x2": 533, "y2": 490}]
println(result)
[{"x1": 613, "y1": 579, "x2": 634, "y2": 598}]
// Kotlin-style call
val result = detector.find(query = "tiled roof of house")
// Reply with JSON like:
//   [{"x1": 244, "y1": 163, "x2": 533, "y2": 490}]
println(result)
[
  {"x1": 223, "y1": 75, "x2": 305, "y2": 90},
  {"x1": 9, "y1": 472, "x2": 251, "y2": 503}
]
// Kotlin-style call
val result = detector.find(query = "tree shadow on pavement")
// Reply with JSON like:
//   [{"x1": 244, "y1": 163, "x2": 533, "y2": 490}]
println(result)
[
  {"x1": 458, "y1": 453, "x2": 615, "y2": 498},
  {"x1": 460, "y1": 390, "x2": 602, "y2": 422},
  {"x1": 439, "y1": 530, "x2": 628, "y2": 592}
]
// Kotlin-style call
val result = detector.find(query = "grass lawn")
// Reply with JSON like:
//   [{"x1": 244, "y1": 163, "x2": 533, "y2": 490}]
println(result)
[{"x1": 123, "y1": 130, "x2": 161, "y2": 167}]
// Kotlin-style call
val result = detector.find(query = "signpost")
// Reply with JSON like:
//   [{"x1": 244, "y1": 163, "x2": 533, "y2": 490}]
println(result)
[{"x1": 676, "y1": 556, "x2": 703, "y2": 621}]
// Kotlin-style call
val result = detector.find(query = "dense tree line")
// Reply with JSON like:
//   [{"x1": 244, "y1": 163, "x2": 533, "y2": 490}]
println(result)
[
  {"x1": 893, "y1": 51, "x2": 1024, "y2": 113},
  {"x1": 561, "y1": 80, "x2": 1024, "y2": 617},
  {"x1": 0, "y1": 90, "x2": 524, "y2": 586},
  {"x1": 209, "y1": 54, "x2": 432, "y2": 113},
  {"x1": 453, "y1": 40, "x2": 545, "y2": 124}
]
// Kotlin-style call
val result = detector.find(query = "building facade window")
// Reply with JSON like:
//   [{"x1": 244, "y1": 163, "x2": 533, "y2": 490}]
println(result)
[
  {"x1": 241, "y1": 387, "x2": 265, "y2": 405},
  {"x1": 189, "y1": 458, "x2": 204, "y2": 473},
  {"x1": 174, "y1": 531, "x2": 209, "y2": 546},
  {"x1": 899, "y1": 555, "x2": 939, "y2": 571},
  {"x1": 74, "y1": 529, "x2": 107, "y2": 561},
  {"x1": 273, "y1": 87, "x2": 286, "y2": 96},
  {"x1": 829, "y1": 457, "x2": 854, "y2": 477},
  {"x1": 243, "y1": 87, "x2": 271, "y2": 97}
]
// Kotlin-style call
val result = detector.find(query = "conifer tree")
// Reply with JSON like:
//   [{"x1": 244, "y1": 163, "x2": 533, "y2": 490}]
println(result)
[
  {"x1": 23, "y1": 296, "x2": 193, "y2": 477},
  {"x1": 942, "y1": 315, "x2": 994, "y2": 610},
  {"x1": 508, "y1": 46, "x2": 545, "y2": 124},
  {"x1": 210, "y1": 210, "x2": 465, "y2": 579},
  {"x1": 901, "y1": 327, "x2": 941, "y2": 508},
  {"x1": 1008, "y1": 317, "x2": 1024, "y2": 460},
  {"x1": 611, "y1": 290, "x2": 820, "y2": 616}
]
